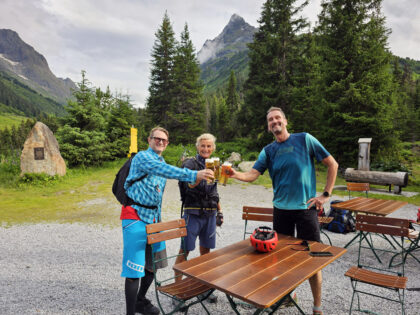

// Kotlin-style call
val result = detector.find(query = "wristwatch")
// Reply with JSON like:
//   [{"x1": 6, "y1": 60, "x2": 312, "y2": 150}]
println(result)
[{"x1": 322, "y1": 191, "x2": 330, "y2": 198}]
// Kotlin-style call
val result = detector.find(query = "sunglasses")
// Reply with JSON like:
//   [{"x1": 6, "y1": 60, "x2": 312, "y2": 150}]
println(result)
[
  {"x1": 288, "y1": 240, "x2": 311, "y2": 251},
  {"x1": 152, "y1": 137, "x2": 169, "y2": 145}
]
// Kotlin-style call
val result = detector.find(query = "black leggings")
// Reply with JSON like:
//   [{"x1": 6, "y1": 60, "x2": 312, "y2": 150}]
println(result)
[{"x1": 125, "y1": 269, "x2": 154, "y2": 315}]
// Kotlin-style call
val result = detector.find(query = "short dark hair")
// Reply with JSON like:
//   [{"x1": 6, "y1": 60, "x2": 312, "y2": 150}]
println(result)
[{"x1": 267, "y1": 107, "x2": 286, "y2": 118}]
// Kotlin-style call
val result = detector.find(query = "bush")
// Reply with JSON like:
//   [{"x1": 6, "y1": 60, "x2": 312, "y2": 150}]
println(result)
[
  {"x1": 162, "y1": 144, "x2": 195, "y2": 166},
  {"x1": 19, "y1": 172, "x2": 59, "y2": 185},
  {"x1": 0, "y1": 157, "x2": 20, "y2": 187}
]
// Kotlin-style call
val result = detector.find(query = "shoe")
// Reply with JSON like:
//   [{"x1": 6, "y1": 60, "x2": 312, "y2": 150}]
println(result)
[
  {"x1": 313, "y1": 310, "x2": 323, "y2": 315},
  {"x1": 279, "y1": 292, "x2": 297, "y2": 309},
  {"x1": 198, "y1": 291, "x2": 218, "y2": 303},
  {"x1": 136, "y1": 297, "x2": 160, "y2": 315},
  {"x1": 171, "y1": 299, "x2": 187, "y2": 312}
]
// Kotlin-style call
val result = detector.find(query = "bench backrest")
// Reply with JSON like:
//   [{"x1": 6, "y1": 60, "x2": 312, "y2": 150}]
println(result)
[
  {"x1": 356, "y1": 214, "x2": 410, "y2": 237},
  {"x1": 146, "y1": 218, "x2": 187, "y2": 244},
  {"x1": 242, "y1": 206, "x2": 273, "y2": 239},
  {"x1": 347, "y1": 182, "x2": 369, "y2": 198}
]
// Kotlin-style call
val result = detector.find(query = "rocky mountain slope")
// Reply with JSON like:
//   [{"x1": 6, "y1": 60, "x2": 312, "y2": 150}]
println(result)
[
  {"x1": 0, "y1": 29, "x2": 75, "y2": 105},
  {"x1": 198, "y1": 14, "x2": 256, "y2": 93}
]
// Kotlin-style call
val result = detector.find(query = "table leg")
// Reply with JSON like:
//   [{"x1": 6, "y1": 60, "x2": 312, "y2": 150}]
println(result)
[
  {"x1": 268, "y1": 293, "x2": 306, "y2": 315},
  {"x1": 344, "y1": 232, "x2": 360, "y2": 248},
  {"x1": 225, "y1": 294, "x2": 243, "y2": 315}
]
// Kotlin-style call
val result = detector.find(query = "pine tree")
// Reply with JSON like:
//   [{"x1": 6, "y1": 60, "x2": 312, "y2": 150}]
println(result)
[
  {"x1": 241, "y1": 0, "x2": 310, "y2": 144},
  {"x1": 168, "y1": 23, "x2": 205, "y2": 144},
  {"x1": 56, "y1": 71, "x2": 111, "y2": 166},
  {"x1": 315, "y1": 0, "x2": 398, "y2": 165},
  {"x1": 107, "y1": 93, "x2": 137, "y2": 158},
  {"x1": 146, "y1": 12, "x2": 177, "y2": 128},
  {"x1": 226, "y1": 70, "x2": 239, "y2": 113}
]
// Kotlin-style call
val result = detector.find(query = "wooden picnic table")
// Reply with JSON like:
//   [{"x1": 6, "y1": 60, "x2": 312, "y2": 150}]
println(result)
[
  {"x1": 173, "y1": 234, "x2": 346, "y2": 314},
  {"x1": 331, "y1": 197, "x2": 407, "y2": 216},
  {"x1": 331, "y1": 197, "x2": 408, "y2": 249}
]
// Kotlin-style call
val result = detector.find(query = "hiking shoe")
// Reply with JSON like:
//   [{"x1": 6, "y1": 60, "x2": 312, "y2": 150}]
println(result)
[
  {"x1": 198, "y1": 291, "x2": 218, "y2": 303},
  {"x1": 313, "y1": 310, "x2": 323, "y2": 315},
  {"x1": 136, "y1": 297, "x2": 160, "y2": 315},
  {"x1": 171, "y1": 299, "x2": 187, "y2": 312},
  {"x1": 279, "y1": 292, "x2": 297, "y2": 309}
]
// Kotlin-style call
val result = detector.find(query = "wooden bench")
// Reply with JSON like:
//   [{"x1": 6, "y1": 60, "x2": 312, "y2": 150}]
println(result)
[
  {"x1": 347, "y1": 182, "x2": 370, "y2": 198},
  {"x1": 242, "y1": 206, "x2": 333, "y2": 245},
  {"x1": 345, "y1": 214, "x2": 409, "y2": 314},
  {"x1": 146, "y1": 219, "x2": 213, "y2": 314}
]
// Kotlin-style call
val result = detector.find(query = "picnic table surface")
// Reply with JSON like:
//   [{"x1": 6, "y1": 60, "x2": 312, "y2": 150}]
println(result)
[{"x1": 173, "y1": 234, "x2": 347, "y2": 310}]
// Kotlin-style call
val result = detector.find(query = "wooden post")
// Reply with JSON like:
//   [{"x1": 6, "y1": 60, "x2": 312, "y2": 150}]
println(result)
[
  {"x1": 128, "y1": 127, "x2": 138, "y2": 157},
  {"x1": 358, "y1": 138, "x2": 372, "y2": 171}
]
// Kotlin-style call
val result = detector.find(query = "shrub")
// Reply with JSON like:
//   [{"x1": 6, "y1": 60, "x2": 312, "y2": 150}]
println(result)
[{"x1": 19, "y1": 173, "x2": 59, "y2": 185}]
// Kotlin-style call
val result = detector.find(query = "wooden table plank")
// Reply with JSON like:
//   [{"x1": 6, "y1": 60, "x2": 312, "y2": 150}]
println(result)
[
  {"x1": 331, "y1": 197, "x2": 407, "y2": 216},
  {"x1": 174, "y1": 235, "x2": 347, "y2": 309}
]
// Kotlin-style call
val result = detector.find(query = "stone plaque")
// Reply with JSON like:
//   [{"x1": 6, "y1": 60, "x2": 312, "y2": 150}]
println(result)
[{"x1": 34, "y1": 147, "x2": 45, "y2": 160}]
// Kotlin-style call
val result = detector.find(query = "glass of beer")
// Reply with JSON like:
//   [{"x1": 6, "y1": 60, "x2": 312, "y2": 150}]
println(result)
[
  {"x1": 213, "y1": 157, "x2": 220, "y2": 182},
  {"x1": 205, "y1": 158, "x2": 215, "y2": 184},
  {"x1": 220, "y1": 162, "x2": 232, "y2": 186}
]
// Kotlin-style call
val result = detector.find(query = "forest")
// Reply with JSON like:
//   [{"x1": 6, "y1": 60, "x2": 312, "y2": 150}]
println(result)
[{"x1": 0, "y1": 0, "x2": 419, "y2": 174}]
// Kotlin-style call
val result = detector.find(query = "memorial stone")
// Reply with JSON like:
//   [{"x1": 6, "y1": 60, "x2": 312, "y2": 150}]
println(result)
[{"x1": 20, "y1": 122, "x2": 66, "y2": 176}]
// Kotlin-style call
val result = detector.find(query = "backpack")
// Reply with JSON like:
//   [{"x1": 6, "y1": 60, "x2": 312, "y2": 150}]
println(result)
[
  {"x1": 178, "y1": 157, "x2": 199, "y2": 205},
  {"x1": 326, "y1": 201, "x2": 356, "y2": 234},
  {"x1": 112, "y1": 154, "x2": 156, "y2": 209}
]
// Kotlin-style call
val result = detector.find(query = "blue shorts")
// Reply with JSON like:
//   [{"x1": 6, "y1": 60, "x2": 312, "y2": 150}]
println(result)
[
  {"x1": 121, "y1": 220, "x2": 166, "y2": 278},
  {"x1": 182, "y1": 213, "x2": 216, "y2": 251}
]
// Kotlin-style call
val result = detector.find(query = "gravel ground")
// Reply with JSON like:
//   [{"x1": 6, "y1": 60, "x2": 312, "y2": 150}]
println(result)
[{"x1": 1, "y1": 179, "x2": 419, "y2": 315}]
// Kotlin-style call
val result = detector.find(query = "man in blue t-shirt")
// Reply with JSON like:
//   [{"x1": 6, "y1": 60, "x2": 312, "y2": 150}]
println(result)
[{"x1": 231, "y1": 107, "x2": 338, "y2": 315}]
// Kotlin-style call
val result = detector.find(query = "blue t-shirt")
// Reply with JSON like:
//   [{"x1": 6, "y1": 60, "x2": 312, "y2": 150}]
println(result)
[{"x1": 253, "y1": 133, "x2": 330, "y2": 210}]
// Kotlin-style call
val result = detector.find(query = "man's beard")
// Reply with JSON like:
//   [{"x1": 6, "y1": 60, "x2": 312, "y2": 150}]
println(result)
[{"x1": 272, "y1": 125, "x2": 282, "y2": 135}]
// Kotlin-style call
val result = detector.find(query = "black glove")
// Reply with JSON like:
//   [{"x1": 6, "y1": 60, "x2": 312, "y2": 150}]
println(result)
[{"x1": 216, "y1": 212, "x2": 223, "y2": 227}]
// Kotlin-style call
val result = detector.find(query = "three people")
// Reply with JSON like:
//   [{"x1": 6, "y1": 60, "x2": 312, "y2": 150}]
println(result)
[
  {"x1": 230, "y1": 107, "x2": 338, "y2": 315},
  {"x1": 121, "y1": 108, "x2": 338, "y2": 315},
  {"x1": 120, "y1": 127, "x2": 214, "y2": 315},
  {"x1": 174, "y1": 133, "x2": 223, "y2": 303}
]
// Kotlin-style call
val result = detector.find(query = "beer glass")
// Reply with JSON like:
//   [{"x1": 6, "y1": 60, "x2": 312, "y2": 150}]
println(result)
[
  {"x1": 205, "y1": 158, "x2": 215, "y2": 184},
  {"x1": 220, "y1": 162, "x2": 232, "y2": 186},
  {"x1": 213, "y1": 157, "x2": 220, "y2": 182}
]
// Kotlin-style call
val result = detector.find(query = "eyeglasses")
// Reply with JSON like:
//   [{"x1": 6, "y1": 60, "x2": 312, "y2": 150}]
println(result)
[{"x1": 152, "y1": 137, "x2": 169, "y2": 145}]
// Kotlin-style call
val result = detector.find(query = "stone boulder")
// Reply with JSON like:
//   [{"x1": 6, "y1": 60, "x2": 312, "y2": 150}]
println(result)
[
  {"x1": 20, "y1": 122, "x2": 66, "y2": 176},
  {"x1": 238, "y1": 161, "x2": 255, "y2": 173},
  {"x1": 227, "y1": 152, "x2": 241, "y2": 163}
]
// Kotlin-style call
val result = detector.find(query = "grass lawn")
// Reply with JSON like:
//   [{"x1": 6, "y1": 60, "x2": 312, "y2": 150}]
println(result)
[
  {"x1": 1, "y1": 159, "x2": 419, "y2": 227},
  {"x1": 0, "y1": 160, "x2": 123, "y2": 227},
  {"x1": 0, "y1": 112, "x2": 27, "y2": 129}
]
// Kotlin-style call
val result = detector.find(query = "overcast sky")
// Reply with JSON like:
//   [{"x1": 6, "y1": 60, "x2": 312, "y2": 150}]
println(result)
[{"x1": 1, "y1": 0, "x2": 419, "y2": 107}]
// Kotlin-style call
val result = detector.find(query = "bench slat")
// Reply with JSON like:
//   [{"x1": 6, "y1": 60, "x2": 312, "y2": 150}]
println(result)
[
  {"x1": 158, "y1": 277, "x2": 211, "y2": 300},
  {"x1": 345, "y1": 266, "x2": 407, "y2": 290}
]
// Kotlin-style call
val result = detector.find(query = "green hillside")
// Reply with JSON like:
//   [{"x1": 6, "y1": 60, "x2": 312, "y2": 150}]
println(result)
[
  {"x1": 0, "y1": 71, "x2": 66, "y2": 117},
  {"x1": 0, "y1": 111, "x2": 27, "y2": 129},
  {"x1": 200, "y1": 50, "x2": 249, "y2": 95}
]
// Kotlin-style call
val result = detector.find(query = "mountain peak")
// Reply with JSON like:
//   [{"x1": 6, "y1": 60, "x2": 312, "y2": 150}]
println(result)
[
  {"x1": 229, "y1": 13, "x2": 245, "y2": 24},
  {"x1": 197, "y1": 14, "x2": 256, "y2": 64}
]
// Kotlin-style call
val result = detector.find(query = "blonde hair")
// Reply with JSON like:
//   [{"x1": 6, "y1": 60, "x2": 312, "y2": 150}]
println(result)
[
  {"x1": 149, "y1": 126, "x2": 169, "y2": 139},
  {"x1": 195, "y1": 133, "x2": 216, "y2": 150}
]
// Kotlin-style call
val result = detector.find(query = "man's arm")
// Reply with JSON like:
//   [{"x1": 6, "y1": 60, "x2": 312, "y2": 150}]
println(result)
[
  {"x1": 322, "y1": 155, "x2": 338, "y2": 196},
  {"x1": 230, "y1": 168, "x2": 261, "y2": 182},
  {"x1": 306, "y1": 155, "x2": 338, "y2": 210}
]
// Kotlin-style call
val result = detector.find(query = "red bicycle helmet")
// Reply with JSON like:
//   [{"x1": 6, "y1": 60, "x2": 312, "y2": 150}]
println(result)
[{"x1": 250, "y1": 226, "x2": 278, "y2": 252}]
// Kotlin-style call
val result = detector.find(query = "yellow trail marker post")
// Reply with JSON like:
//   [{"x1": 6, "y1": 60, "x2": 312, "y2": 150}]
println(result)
[{"x1": 128, "y1": 127, "x2": 138, "y2": 157}]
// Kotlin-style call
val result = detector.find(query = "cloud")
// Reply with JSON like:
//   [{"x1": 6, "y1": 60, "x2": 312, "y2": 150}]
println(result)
[{"x1": 0, "y1": 0, "x2": 419, "y2": 108}]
